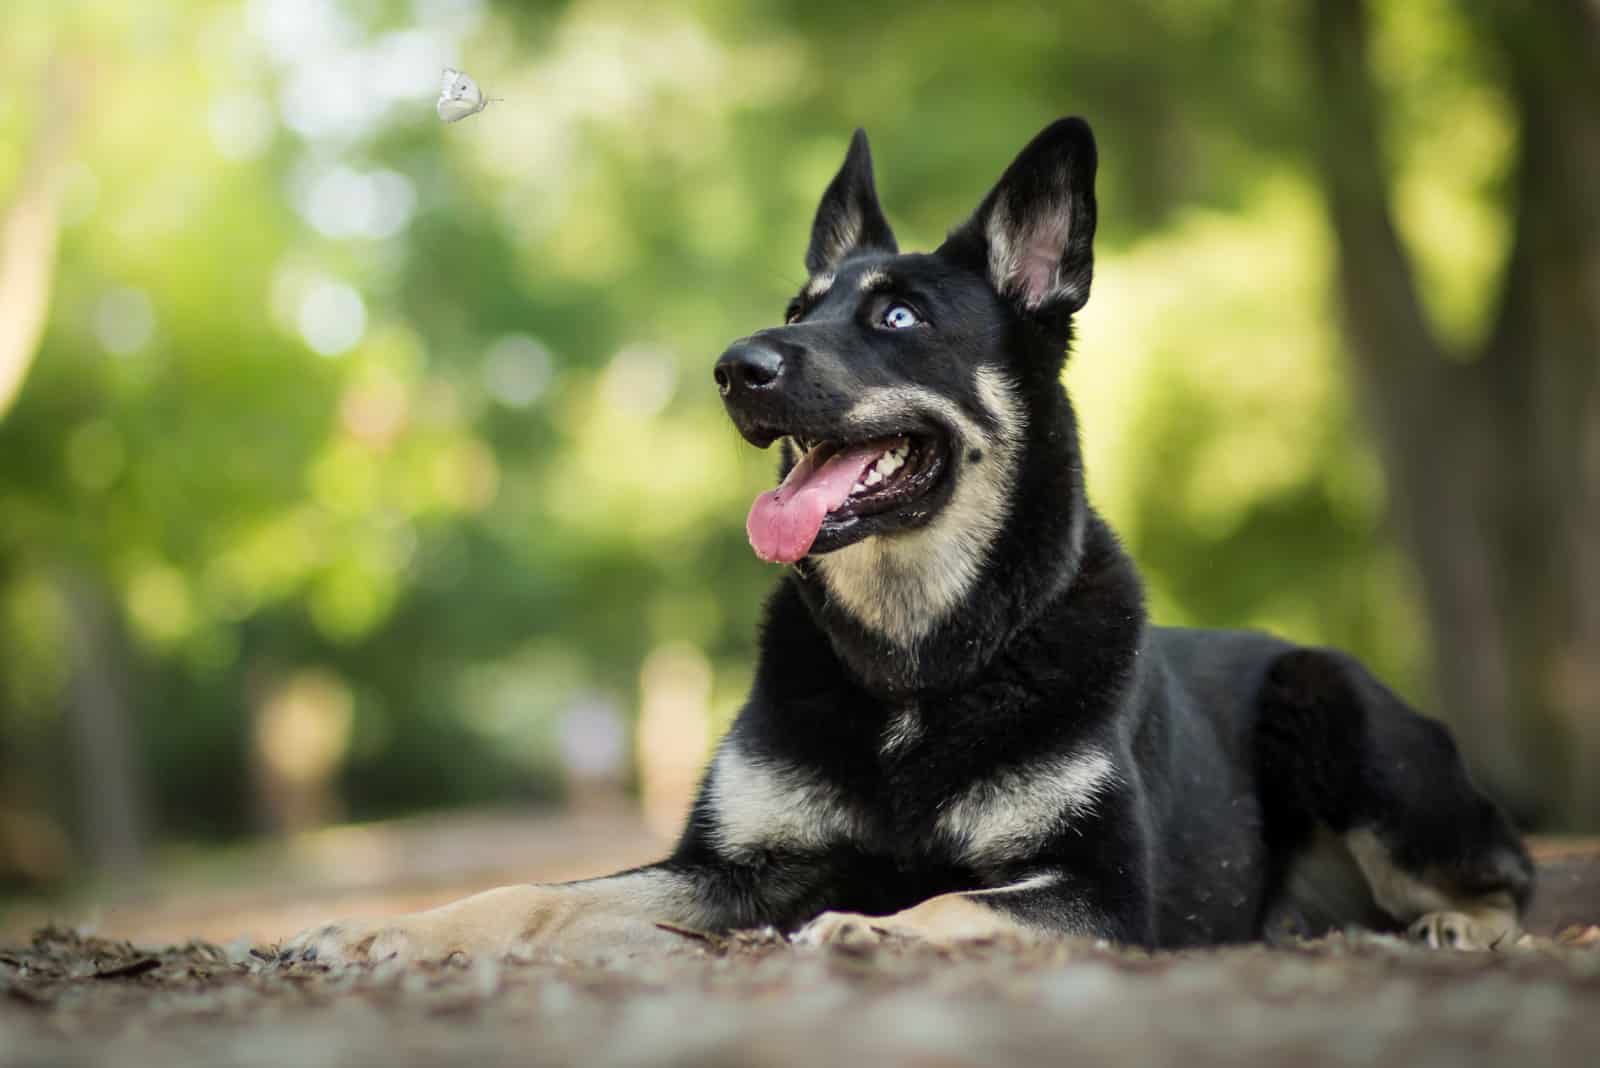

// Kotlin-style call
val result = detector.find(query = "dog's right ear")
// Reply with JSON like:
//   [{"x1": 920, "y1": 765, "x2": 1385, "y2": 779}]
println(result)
[
  {"x1": 940, "y1": 118, "x2": 1097, "y2": 321},
  {"x1": 805, "y1": 129, "x2": 898, "y2": 275}
]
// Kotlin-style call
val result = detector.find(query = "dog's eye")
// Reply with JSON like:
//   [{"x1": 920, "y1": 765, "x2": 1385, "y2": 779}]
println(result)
[
  {"x1": 881, "y1": 304, "x2": 920, "y2": 330},
  {"x1": 784, "y1": 300, "x2": 803, "y2": 325}
]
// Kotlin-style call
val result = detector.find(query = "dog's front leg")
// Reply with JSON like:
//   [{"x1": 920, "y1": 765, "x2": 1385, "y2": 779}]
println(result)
[
  {"x1": 279, "y1": 865, "x2": 718, "y2": 965},
  {"x1": 794, "y1": 871, "x2": 1141, "y2": 946}
]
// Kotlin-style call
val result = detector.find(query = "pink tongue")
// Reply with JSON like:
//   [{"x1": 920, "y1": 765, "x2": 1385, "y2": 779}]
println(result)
[{"x1": 746, "y1": 443, "x2": 889, "y2": 563}]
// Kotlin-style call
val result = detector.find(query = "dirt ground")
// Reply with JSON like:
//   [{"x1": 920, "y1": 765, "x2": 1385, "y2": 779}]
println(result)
[{"x1": 2, "y1": 831, "x2": 1597, "y2": 1067}]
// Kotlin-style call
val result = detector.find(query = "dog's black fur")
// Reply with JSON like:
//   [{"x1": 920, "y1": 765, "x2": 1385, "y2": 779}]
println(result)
[
  {"x1": 285, "y1": 119, "x2": 1534, "y2": 964},
  {"x1": 687, "y1": 117, "x2": 1532, "y2": 948}
]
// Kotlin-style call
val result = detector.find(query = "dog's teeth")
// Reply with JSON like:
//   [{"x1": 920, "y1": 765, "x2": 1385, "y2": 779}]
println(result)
[
  {"x1": 870, "y1": 450, "x2": 904, "y2": 479},
  {"x1": 851, "y1": 481, "x2": 865, "y2": 494},
  {"x1": 865, "y1": 470, "x2": 882, "y2": 486}
]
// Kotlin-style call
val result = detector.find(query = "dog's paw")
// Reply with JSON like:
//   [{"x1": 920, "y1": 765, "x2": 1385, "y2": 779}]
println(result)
[
  {"x1": 792, "y1": 911, "x2": 896, "y2": 947},
  {"x1": 277, "y1": 909, "x2": 494, "y2": 967},
  {"x1": 278, "y1": 920, "x2": 385, "y2": 966},
  {"x1": 1408, "y1": 910, "x2": 1517, "y2": 951},
  {"x1": 278, "y1": 918, "x2": 453, "y2": 967},
  {"x1": 276, "y1": 883, "x2": 698, "y2": 967}
]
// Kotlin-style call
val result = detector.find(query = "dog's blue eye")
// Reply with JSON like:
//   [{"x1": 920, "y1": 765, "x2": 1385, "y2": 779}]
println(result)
[{"x1": 882, "y1": 304, "x2": 920, "y2": 329}]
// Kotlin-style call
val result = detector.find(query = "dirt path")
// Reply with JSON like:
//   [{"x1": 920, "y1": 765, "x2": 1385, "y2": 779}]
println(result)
[
  {"x1": 2, "y1": 855, "x2": 1596, "y2": 1067},
  {"x1": 3, "y1": 827, "x2": 1596, "y2": 1067},
  {"x1": 3, "y1": 920, "x2": 1599, "y2": 1067}
]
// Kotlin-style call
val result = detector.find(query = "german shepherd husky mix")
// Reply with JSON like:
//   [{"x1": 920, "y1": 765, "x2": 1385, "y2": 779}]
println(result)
[{"x1": 284, "y1": 118, "x2": 1532, "y2": 964}]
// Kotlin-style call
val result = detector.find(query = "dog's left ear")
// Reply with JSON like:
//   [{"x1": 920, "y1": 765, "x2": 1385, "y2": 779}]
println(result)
[
  {"x1": 806, "y1": 129, "x2": 898, "y2": 275},
  {"x1": 941, "y1": 117, "x2": 1097, "y2": 318}
]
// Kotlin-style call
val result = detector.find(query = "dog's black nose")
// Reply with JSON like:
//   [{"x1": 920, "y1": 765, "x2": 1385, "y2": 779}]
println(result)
[{"x1": 714, "y1": 340, "x2": 784, "y2": 398}]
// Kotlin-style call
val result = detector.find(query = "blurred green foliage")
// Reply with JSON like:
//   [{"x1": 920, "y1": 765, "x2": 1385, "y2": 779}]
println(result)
[{"x1": 0, "y1": 0, "x2": 1512, "y2": 886}]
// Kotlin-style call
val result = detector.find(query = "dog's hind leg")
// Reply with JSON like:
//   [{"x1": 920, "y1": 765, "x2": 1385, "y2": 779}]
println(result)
[{"x1": 1254, "y1": 648, "x2": 1534, "y2": 949}]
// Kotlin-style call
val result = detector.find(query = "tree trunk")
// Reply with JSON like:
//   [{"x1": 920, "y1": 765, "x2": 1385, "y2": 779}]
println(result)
[
  {"x1": 58, "y1": 568, "x2": 148, "y2": 878},
  {"x1": 1308, "y1": 0, "x2": 1600, "y2": 827}
]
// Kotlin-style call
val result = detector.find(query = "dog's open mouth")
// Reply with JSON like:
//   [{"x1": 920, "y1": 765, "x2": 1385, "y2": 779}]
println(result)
[{"x1": 746, "y1": 433, "x2": 948, "y2": 563}]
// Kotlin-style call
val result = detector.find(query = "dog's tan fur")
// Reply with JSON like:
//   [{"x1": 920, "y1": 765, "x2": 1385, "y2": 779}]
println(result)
[
  {"x1": 794, "y1": 875, "x2": 1061, "y2": 945},
  {"x1": 284, "y1": 872, "x2": 705, "y2": 964}
]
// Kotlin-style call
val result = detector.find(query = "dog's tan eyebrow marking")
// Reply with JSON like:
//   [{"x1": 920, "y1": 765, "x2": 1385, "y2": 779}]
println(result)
[
  {"x1": 802, "y1": 273, "x2": 835, "y2": 302},
  {"x1": 857, "y1": 269, "x2": 893, "y2": 293}
]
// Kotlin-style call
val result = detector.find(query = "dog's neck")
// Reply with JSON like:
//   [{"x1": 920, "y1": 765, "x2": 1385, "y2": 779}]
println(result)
[{"x1": 790, "y1": 387, "x2": 1141, "y2": 697}]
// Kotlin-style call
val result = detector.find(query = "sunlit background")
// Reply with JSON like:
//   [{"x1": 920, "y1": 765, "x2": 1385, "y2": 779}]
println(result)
[{"x1": 3, "y1": 0, "x2": 1596, "y2": 937}]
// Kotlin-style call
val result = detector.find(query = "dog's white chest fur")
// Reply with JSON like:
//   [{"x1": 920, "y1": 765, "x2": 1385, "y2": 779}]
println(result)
[
  {"x1": 937, "y1": 749, "x2": 1118, "y2": 866},
  {"x1": 705, "y1": 741, "x2": 864, "y2": 859},
  {"x1": 707, "y1": 734, "x2": 1116, "y2": 870}
]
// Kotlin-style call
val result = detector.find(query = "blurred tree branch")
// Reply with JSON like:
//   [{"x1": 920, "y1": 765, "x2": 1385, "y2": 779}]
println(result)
[
  {"x1": 0, "y1": 57, "x2": 83, "y2": 420},
  {"x1": 1309, "y1": 0, "x2": 1600, "y2": 825}
]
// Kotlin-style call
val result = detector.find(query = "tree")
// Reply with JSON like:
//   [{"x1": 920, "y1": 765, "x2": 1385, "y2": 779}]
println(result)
[
  {"x1": 0, "y1": 58, "x2": 80, "y2": 419},
  {"x1": 1310, "y1": 0, "x2": 1600, "y2": 825},
  {"x1": 4, "y1": 0, "x2": 1595, "y2": 892}
]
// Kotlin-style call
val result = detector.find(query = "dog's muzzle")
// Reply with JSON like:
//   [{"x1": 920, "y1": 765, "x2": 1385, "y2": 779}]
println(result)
[
  {"x1": 714, "y1": 337, "x2": 795, "y2": 447},
  {"x1": 714, "y1": 339, "x2": 784, "y2": 399},
  {"x1": 712, "y1": 333, "x2": 955, "y2": 564}
]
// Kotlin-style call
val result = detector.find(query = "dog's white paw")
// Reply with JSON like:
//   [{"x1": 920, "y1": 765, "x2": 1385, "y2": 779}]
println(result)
[
  {"x1": 1408, "y1": 910, "x2": 1517, "y2": 951},
  {"x1": 792, "y1": 911, "x2": 896, "y2": 947}
]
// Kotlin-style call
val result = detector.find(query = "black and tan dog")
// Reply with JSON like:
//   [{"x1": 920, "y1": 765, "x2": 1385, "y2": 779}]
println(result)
[{"x1": 283, "y1": 118, "x2": 1532, "y2": 964}]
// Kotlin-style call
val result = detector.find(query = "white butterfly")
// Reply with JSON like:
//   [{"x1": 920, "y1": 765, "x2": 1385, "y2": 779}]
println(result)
[{"x1": 437, "y1": 67, "x2": 498, "y2": 123}]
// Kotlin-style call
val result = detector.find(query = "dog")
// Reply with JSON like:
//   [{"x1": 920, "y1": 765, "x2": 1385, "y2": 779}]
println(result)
[{"x1": 282, "y1": 117, "x2": 1532, "y2": 965}]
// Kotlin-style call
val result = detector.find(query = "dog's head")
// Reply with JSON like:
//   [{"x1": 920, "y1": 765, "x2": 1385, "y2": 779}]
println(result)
[{"x1": 716, "y1": 119, "x2": 1097, "y2": 649}]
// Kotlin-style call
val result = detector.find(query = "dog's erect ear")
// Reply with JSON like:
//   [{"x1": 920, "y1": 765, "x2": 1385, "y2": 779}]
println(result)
[
  {"x1": 941, "y1": 117, "x2": 1097, "y2": 317},
  {"x1": 806, "y1": 129, "x2": 898, "y2": 275}
]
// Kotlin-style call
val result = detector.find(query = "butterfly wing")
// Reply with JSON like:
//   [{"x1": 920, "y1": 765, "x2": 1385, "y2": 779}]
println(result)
[
  {"x1": 437, "y1": 68, "x2": 489, "y2": 122},
  {"x1": 437, "y1": 96, "x2": 484, "y2": 122},
  {"x1": 454, "y1": 72, "x2": 484, "y2": 109}
]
